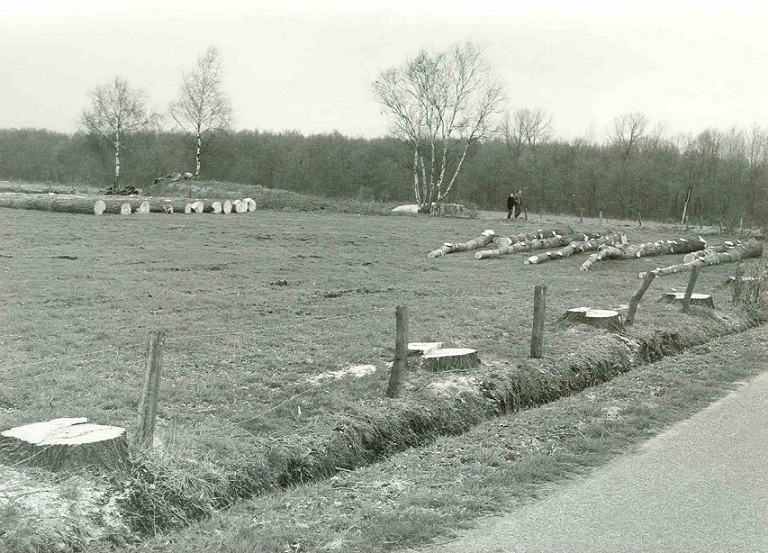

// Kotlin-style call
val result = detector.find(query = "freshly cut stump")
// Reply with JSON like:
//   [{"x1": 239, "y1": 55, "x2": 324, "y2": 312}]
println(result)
[
  {"x1": 583, "y1": 309, "x2": 624, "y2": 332},
  {"x1": 664, "y1": 292, "x2": 715, "y2": 309},
  {"x1": 565, "y1": 307, "x2": 591, "y2": 323},
  {"x1": 94, "y1": 199, "x2": 107, "y2": 215},
  {"x1": 120, "y1": 203, "x2": 132, "y2": 215},
  {"x1": 408, "y1": 342, "x2": 444, "y2": 356},
  {"x1": 422, "y1": 348, "x2": 479, "y2": 372},
  {"x1": 0, "y1": 418, "x2": 128, "y2": 472}
]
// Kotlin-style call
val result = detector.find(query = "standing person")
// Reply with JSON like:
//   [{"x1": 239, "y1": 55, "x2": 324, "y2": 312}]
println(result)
[{"x1": 507, "y1": 190, "x2": 522, "y2": 219}]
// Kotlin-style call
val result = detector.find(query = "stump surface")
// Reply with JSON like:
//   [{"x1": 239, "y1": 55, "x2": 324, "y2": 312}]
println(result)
[{"x1": 422, "y1": 348, "x2": 480, "y2": 372}]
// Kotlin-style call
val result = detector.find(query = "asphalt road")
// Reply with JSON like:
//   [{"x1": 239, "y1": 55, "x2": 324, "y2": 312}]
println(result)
[{"x1": 417, "y1": 369, "x2": 768, "y2": 553}]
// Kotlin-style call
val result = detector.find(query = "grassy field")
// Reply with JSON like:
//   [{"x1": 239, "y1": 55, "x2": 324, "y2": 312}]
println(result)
[{"x1": 0, "y1": 191, "x2": 765, "y2": 550}]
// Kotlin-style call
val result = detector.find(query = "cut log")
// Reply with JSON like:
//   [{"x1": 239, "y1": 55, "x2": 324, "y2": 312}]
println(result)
[
  {"x1": 583, "y1": 309, "x2": 624, "y2": 332},
  {"x1": 408, "y1": 342, "x2": 444, "y2": 355},
  {"x1": 525, "y1": 234, "x2": 625, "y2": 265},
  {"x1": 222, "y1": 200, "x2": 233, "y2": 214},
  {"x1": 210, "y1": 201, "x2": 223, "y2": 214},
  {"x1": 580, "y1": 237, "x2": 707, "y2": 271},
  {"x1": 136, "y1": 200, "x2": 150, "y2": 214},
  {"x1": 120, "y1": 203, "x2": 132, "y2": 215},
  {"x1": 638, "y1": 240, "x2": 763, "y2": 278},
  {"x1": 233, "y1": 199, "x2": 248, "y2": 214},
  {"x1": 94, "y1": 199, "x2": 106, "y2": 215},
  {"x1": 683, "y1": 241, "x2": 737, "y2": 263},
  {"x1": 421, "y1": 348, "x2": 480, "y2": 372},
  {"x1": 476, "y1": 232, "x2": 602, "y2": 260},
  {"x1": 0, "y1": 418, "x2": 128, "y2": 472},
  {"x1": 161, "y1": 203, "x2": 174, "y2": 214},
  {"x1": 664, "y1": 292, "x2": 715, "y2": 309},
  {"x1": 564, "y1": 307, "x2": 592, "y2": 323},
  {"x1": 429, "y1": 230, "x2": 495, "y2": 258},
  {"x1": 184, "y1": 201, "x2": 204, "y2": 214},
  {"x1": 243, "y1": 197, "x2": 257, "y2": 212}
]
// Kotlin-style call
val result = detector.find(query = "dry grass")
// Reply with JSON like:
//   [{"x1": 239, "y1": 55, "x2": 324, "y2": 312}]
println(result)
[{"x1": 0, "y1": 192, "x2": 764, "y2": 549}]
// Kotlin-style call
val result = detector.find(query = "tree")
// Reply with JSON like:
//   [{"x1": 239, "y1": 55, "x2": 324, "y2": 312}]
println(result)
[
  {"x1": 169, "y1": 46, "x2": 233, "y2": 180},
  {"x1": 80, "y1": 76, "x2": 159, "y2": 189},
  {"x1": 373, "y1": 41, "x2": 505, "y2": 212},
  {"x1": 609, "y1": 112, "x2": 648, "y2": 161}
]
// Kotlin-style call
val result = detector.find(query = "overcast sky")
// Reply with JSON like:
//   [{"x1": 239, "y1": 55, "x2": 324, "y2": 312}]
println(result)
[{"x1": 1, "y1": 0, "x2": 766, "y2": 142}]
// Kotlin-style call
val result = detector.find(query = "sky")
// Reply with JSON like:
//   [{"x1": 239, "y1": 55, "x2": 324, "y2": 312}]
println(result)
[{"x1": 1, "y1": 0, "x2": 766, "y2": 142}]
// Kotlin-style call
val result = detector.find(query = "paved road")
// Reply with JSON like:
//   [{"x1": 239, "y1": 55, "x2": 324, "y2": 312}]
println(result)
[{"x1": 419, "y1": 370, "x2": 768, "y2": 553}]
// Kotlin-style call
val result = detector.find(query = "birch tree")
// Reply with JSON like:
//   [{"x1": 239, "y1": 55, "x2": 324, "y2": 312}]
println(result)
[
  {"x1": 373, "y1": 42, "x2": 505, "y2": 213},
  {"x1": 169, "y1": 46, "x2": 233, "y2": 180},
  {"x1": 80, "y1": 76, "x2": 159, "y2": 190}
]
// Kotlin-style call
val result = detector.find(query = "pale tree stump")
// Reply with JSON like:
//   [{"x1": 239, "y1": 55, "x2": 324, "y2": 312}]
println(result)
[
  {"x1": 584, "y1": 309, "x2": 624, "y2": 332},
  {"x1": 222, "y1": 200, "x2": 233, "y2": 214},
  {"x1": 243, "y1": 198, "x2": 257, "y2": 212},
  {"x1": 136, "y1": 200, "x2": 150, "y2": 214},
  {"x1": 94, "y1": 200, "x2": 106, "y2": 215},
  {"x1": 564, "y1": 307, "x2": 591, "y2": 323},
  {"x1": 665, "y1": 292, "x2": 715, "y2": 309},
  {"x1": 210, "y1": 201, "x2": 223, "y2": 214},
  {"x1": 0, "y1": 418, "x2": 128, "y2": 472},
  {"x1": 408, "y1": 342, "x2": 444, "y2": 356},
  {"x1": 233, "y1": 200, "x2": 248, "y2": 213},
  {"x1": 422, "y1": 348, "x2": 479, "y2": 372},
  {"x1": 120, "y1": 203, "x2": 132, "y2": 215}
]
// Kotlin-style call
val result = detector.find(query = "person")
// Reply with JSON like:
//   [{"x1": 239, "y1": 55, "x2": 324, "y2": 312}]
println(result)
[{"x1": 507, "y1": 190, "x2": 522, "y2": 219}]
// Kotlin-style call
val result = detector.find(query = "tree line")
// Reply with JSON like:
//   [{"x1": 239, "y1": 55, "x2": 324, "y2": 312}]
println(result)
[{"x1": 1, "y1": 123, "x2": 766, "y2": 227}]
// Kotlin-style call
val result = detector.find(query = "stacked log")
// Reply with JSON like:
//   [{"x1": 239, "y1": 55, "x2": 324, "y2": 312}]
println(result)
[
  {"x1": 524, "y1": 234, "x2": 626, "y2": 265},
  {"x1": 475, "y1": 232, "x2": 601, "y2": 260},
  {"x1": 683, "y1": 241, "x2": 739, "y2": 263},
  {"x1": 638, "y1": 240, "x2": 763, "y2": 278},
  {"x1": 580, "y1": 236, "x2": 707, "y2": 271},
  {"x1": 428, "y1": 230, "x2": 496, "y2": 258}
]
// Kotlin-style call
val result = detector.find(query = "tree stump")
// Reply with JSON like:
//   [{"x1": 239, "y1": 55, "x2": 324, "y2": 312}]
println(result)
[
  {"x1": 664, "y1": 292, "x2": 715, "y2": 309},
  {"x1": 233, "y1": 200, "x2": 248, "y2": 213},
  {"x1": 565, "y1": 307, "x2": 591, "y2": 323},
  {"x1": 210, "y1": 201, "x2": 223, "y2": 214},
  {"x1": 136, "y1": 200, "x2": 150, "y2": 214},
  {"x1": 94, "y1": 199, "x2": 107, "y2": 215},
  {"x1": 583, "y1": 309, "x2": 624, "y2": 332},
  {"x1": 421, "y1": 348, "x2": 479, "y2": 372},
  {"x1": 222, "y1": 200, "x2": 233, "y2": 214},
  {"x1": 243, "y1": 198, "x2": 257, "y2": 212},
  {"x1": 408, "y1": 342, "x2": 444, "y2": 355},
  {"x1": 120, "y1": 203, "x2": 132, "y2": 215},
  {"x1": 0, "y1": 418, "x2": 128, "y2": 472}
]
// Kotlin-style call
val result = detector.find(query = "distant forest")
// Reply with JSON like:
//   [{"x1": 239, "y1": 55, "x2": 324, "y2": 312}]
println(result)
[{"x1": 1, "y1": 126, "x2": 766, "y2": 227}]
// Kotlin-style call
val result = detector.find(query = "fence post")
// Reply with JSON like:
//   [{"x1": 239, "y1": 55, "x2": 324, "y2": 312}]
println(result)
[
  {"x1": 599, "y1": 211, "x2": 603, "y2": 227},
  {"x1": 682, "y1": 266, "x2": 700, "y2": 313},
  {"x1": 626, "y1": 272, "x2": 656, "y2": 325},
  {"x1": 579, "y1": 208, "x2": 584, "y2": 223},
  {"x1": 135, "y1": 330, "x2": 166, "y2": 448},
  {"x1": 530, "y1": 285, "x2": 546, "y2": 358},
  {"x1": 386, "y1": 306, "x2": 408, "y2": 398}
]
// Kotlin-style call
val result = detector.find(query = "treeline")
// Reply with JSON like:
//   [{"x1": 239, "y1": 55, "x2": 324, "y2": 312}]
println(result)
[{"x1": 1, "y1": 126, "x2": 766, "y2": 226}]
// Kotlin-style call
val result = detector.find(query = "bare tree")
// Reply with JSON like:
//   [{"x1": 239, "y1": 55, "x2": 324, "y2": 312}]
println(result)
[
  {"x1": 373, "y1": 42, "x2": 505, "y2": 212},
  {"x1": 80, "y1": 76, "x2": 159, "y2": 189},
  {"x1": 609, "y1": 112, "x2": 648, "y2": 160},
  {"x1": 169, "y1": 46, "x2": 233, "y2": 180},
  {"x1": 516, "y1": 108, "x2": 553, "y2": 160}
]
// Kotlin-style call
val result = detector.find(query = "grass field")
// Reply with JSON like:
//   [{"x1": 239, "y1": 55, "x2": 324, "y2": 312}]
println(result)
[{"x1": 0, "y1": 192, "x2": 765, "y2": 550}]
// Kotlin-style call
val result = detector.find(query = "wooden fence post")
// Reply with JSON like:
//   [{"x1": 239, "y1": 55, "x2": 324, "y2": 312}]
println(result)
[
  {"x1": 530, "y1": 285, "x2": 546, "y2": 358},
  {"x1": 135, "y1": 330, "x2": 166, "y2": 448},
  {"x1": 386, "y1": 306, "x2": 408, "y2": 398},
  {"x1": 682, "y1": 266, "x2": 700, "y2": 313},
  {"x1": 579, "y1": 208, "x2": 584, "y2": 223},
  {"x1": 626, "y1": 272, "x2": 656, "y2": 325}
]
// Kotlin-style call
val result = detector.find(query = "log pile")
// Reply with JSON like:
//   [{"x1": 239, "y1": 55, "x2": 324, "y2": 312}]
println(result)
[
  {"x1": 0, "y1": 417, "x2": 128, "y2": 472},
  {"x1": 475, "y1": 232, "x2": 601, "y2": 260},
  {"x1": 683, "y1": 241, "x2": 740, "y2": 263},
  {"x1": 580, "y1": 236, "x2": 707, "y2": 271},
  {"x1": 638, "y1": 240, "x2": 763, "y2": 278},
  {"x1": 0, "y1": 192, "x2": 257, "y2": 216},
  {"x1": 524, "y1": 234, "x2": 626, "y2": 265}
]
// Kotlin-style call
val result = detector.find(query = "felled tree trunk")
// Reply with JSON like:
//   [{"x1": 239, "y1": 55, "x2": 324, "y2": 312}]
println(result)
[
  {"x1": 580, "y1": 236, "x2": 707, "y2": 271},
  {"x1": 524, "y1": 234, "x2": 626, "y2": 265},
  {"x1": 428, "y1": 230, "x2": 495, "y2": 258},
  {"x1": 476, "y1": 232, "x2": 600, "y2": 260},
  {"x1": 638, "y1": 240, "x2": 763, "y2": 278},
  {"x1": 683, "y1": 241, "x2": 740, "y2": 263},
  {"x1": 493, "y1": 226, "x2": 575, "y2": 248},
  {"x1": 0, "y1": 418, "x2": 128, "y2": 472}
]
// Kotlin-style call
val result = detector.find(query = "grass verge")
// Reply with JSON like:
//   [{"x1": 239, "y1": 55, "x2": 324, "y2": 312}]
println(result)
[{"x1": 120, "y1": 323, "x2": 768, "y2": 553}]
